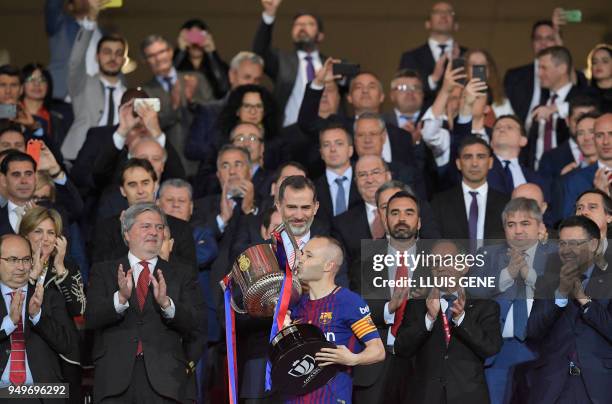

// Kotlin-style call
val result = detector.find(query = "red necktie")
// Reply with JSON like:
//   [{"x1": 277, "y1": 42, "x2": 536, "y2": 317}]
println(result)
[
  {"x1": 390, "y1": 264, "x2": 409, "y2": 337},
  {"x1": 370, "y1": 210, "x2": 385, "y2": 239},
  {"x1": 9, "y1": 291, "x2": 26, "y2": 385},
  {"x1": 135, "y1": 261, "x2": 150, "y2": 355},
  {"x1": 543, "y1": 93, "x2": 558, "y2": 152}
]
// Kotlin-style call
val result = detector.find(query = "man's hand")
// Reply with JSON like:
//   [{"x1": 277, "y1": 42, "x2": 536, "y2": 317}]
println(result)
[
  {"x1": 117, "y1": 100, "x2": 141, "y2": 137},
  {"x1": 430, "y1": 54, "x2": 448, "y2": 85},
  {"x1": 37, "y1": 142, "x2": 62, "y2": 175},
  {"x1": 136, "y1": 103, "x2": 162, "y2": 138},
  {"x1": 316, "y1": 345, "x2": 358, "y2": 367},
  {"x1": 402, "y1": 120, "x2": 423, "y2": 145},
  {"x1": 426, "y1": 287, "x2": 441, "y2": 322},
  {"x1": 388, "y1": 285, "x2": 410, "y2": 314},
  {"x1": 531, "y1": 104, "x2": 557, "y2": 122},
  {"x1": 440, "y1": 60, "x2": 466, "y2": 94},
  {"x1": 313, "y1": 58, "x2": 342, "y2": 87},
  {"x1": 551, "y1": 8, "x2": 567, "y2": 45},
  {"x1": 462, "y1": 78, "x2": 487, "y2": 107},
  {"x1": 558, "y1": 262, "x2": 579, "y2": 296},
  {"x1": 450, "y1": 288, "x2": 466, "y2": 321},
  {"x1": 28, "y1": 282, "x2": 44, "y2": 318},
  {"x1": 507, "y1": 248, "x2": 528, "y2": 279},
  {"x1": 9, "y1": 290, "x2": 24, "y2": 325},
  {"x1": 219, "y1": 182, "x2": 235, "y2": 224},
  {"x1": 261, "y1": 0, "x2": 282, "y2": 17},
  {"x1": 159, "y1": 227, "x2": 174, "y2": 261},
  {"x1": 117, "y1": 264, "x2": 133, "y2": 305},
  {"x1": 238, "y1": 180, "x2": 256, "y2": 214},
  {"x1": 87, "y1": 0, "x2": 105, "y2": 21},
  {"x1": 149, "y1": 269, "x2": 171, "y2": 309},
  {"x1": 182, "y1": 74, "x2": 198, "y2": 104},
  {"x1": 593, "y1": 168, "x2": 612, "y2": 196},
  {"x1": 560, "y1": 161, "x2": 578, "y2": 176}
]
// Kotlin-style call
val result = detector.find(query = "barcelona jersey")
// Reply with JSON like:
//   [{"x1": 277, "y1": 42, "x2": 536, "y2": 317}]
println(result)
[{"x1": 286, "y1": 287, "x2": 379, "y2": 404}]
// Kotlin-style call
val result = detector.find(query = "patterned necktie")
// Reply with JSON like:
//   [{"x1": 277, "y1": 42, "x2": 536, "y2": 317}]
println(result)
[
  {"x1": 390, "y1": 263, "x2": 409, "y2": 337},
  {"x1": 304, "y1": 55, "x2": 315, "y2": 83},
  {"x1": 442, "y1": 294, "x2": 457, "y2": 323},
  {"x1": 334, "y1": 177, "x2": 347, "y2": 216},
  {"x1": 288, "y1": 240, "x2": 304, "y2": 269},
  {"x1": 543, "y1": 93, "x2": 558, "y2": 152},
  {"x1": 9, "y1": 291, "x2": 26, "y2": 385},
  {"x1": 135, "y1": 261, "x2": 151, "y2": 355},
  {"x1": 468, "y1": 191, "x2": 479, "y2": 252},
  {"x1": 106, "y1": 86, "x2": 115, "y2": 126},
  {"x1": 370, "y1": 209, "x2": 385, "y2": 239},
  {"x1": 503, "y1": 160, "x2": 515, "y2": 192}
]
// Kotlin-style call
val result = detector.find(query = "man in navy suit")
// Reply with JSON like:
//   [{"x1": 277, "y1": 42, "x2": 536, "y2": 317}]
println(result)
[
  {"x1": 472, "y1": 198, "x2": 556, "y2": 404},
  {"x1": 562, "y1": 113, "x2": 612, "y2": 218},
  {"x1": 398, "y1": 1, "x2": 466, "y2": 99},
  {"x1": 488, "y1": 115, "x2": 547, "y2": 197},
  {"x1": 384, "y1": 69, "x2": 427, "y2": 137},
  {"x1": 526, "y1": 215, "x2": 612, "y2": 404}
]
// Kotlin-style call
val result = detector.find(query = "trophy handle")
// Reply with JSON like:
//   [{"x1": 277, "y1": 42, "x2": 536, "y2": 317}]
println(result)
[{"x1": 219, "y1": 275, "x2": 248, "y2": 314}]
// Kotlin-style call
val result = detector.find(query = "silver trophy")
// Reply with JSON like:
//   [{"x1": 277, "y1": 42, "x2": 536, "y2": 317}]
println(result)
[{"x1": 220, "y1": 222, "x2": 302, "y2": 317}]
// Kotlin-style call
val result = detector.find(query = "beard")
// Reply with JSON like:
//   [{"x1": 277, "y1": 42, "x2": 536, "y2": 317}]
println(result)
[
  {"x1": 390, "y1": 224, "x2": 417, "y2": 240},
  {"x1": 100, "y1": 65, "x2": 122, "y2": 77},
  {"x1": 288, "y1": 216, "x2": 315, "y2": 237},
  {"x1": 294, "y1": 37, "x2": 318, "y2": 52}
]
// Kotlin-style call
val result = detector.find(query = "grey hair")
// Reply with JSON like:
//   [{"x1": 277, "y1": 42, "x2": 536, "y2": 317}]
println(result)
[
  {"x1": 216, "y1": 144, "x2": 252, "y2": 167},
  {"x1": 230, "y1": 51, "x2": 264, "y2": 71},
  {"x1": 159, "y1": 178, "x2": 193, "y2": 200},
  {"x1": 502, "y1": 197, "x2": 543, "y2": 227},
  {"x1": 375, "y1": 180, "x2": 415, "y2": 208},
  {"x1": 354, "y1": 111, "x2": 386, "y2": 134},
  {"x1": 140, "y1": 34, "x2": 171, "y2": 57},
  {"x1": 229, "y1": 122, "x2": 265, "y2": 139},
  {"x1": 121, "y1": 203, "x2": 167, "y2": 245}
]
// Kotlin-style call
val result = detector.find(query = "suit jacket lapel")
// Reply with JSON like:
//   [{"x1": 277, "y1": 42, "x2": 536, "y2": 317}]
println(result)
[
  {"x1": 453, "y1": 187, "x2": 469, "y2": 237},
  {"x1": 24, "y1": 283, "x2": 36, "y2": 338}
]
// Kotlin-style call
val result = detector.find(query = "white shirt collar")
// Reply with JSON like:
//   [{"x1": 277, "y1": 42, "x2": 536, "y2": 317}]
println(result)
[
  {"x1": 7, "y1": 200, "x2": 23, "y2": 213},
  {"x1": 325, "y1": 166, "x2": 352, "y2": 186},
  {"x1": 156, "y1": 67, "x2": 178, "y2": 83},
  {"x1": 99, "y1": 76, "x2": 122, "y2": 90},
  {"x1": 0, "y1": 282, "x2": 27, "y2": 297},
  {"x1": 552, "y1": 82, "x2": 572, "y2": 101},
  {"x1": 495, "y1": 155, "x2": 520, "y2": 166},
  {"x1": 461, "y1": 181, "x2": 488, "y2": 195},
  {"x1": 127, "y1": 251, "x2": 158, "y2": 270},
  {"x1": 297, "y1": 50, "x2": 320, "y2": 60},
  {"x1": 428, "y1": 37, "x2": 453, "y2": 51}
]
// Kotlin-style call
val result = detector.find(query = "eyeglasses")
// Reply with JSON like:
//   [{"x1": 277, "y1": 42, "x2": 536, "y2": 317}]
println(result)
[
  {"x1": 144, "y1": 47, "x2": 170, "y2": 60},
  {"x1": 241, "y1": 103, "x2": 264, "y2": 112},
  {"x1": 558, "y1": 240, "x2": 590, "y2": 248},
  {"x1": 356, "y1": 168, "x2": 386, "y2": 180},
  {"x1": 25, "y1": 76, "x2": 47, "y2": 84},
  {"x1": 1, "y1": 256, "x2": 33, "y2": 266},
  {"x1": 393, "y1": 84, "x2": 423, "y2": 93},
  {"x1": 355, "y1": 129, "x2": 385, "y2": 139},
  {"x1": 232, "y1": 134, "x2": 263, "y2": 144}
]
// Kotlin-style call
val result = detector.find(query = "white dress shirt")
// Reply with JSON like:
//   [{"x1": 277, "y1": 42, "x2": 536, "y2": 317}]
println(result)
[
  {"x1": 534, "y1": 82, "x2": 573, "y2": 169},
  {"x1": 421, "y1": 107, "x2": 451, "y2": 166},
  {"x1": 155, "y1": 67, "x2": 178, "y2": 92},
  {"x1": 113, "y1": 253, "x2": 175, "y2": 318},
  {"x1": 97, "y1": 76, "x2": 125, "y2": 127},
  {"x1": 427, "y1": 38, "x2": 454, "y2": 90},
  {"x1": 568, "y1": 138, "x2": 584, "y2": 166},
  {"x1": 498, "y1": 243, "x2": 538, "y2": 337},
  {"x1": 365, "y1": 202, "x2": 378, "y2": 227},
  {"x1": 7, "y1": 201, "x2": 25, "y2": 234},
  {"x1": 0, "y1": 283, "x2": 41, "y2": 388},
  {"x1": 525, "y1": 60, "x2": 542, "y2": 132},
  {"x1": 424, "y1": 291, "x2": 465, "y2": 330},
  {"x1": 326, "y1": 166, "x2": 352, "y2": 215},
  {"x1": 395, "y1": 109, "x2": 419, "y2": 128},
  {"x1": 382, "y1": 135, "x2": 393, "y2": 163},
  {"x1": 496, "y1": 156, "x2": 527, "y2": 188},
  {"x1": 461, "y1": 181, "x2": 488, "y2": 242}
]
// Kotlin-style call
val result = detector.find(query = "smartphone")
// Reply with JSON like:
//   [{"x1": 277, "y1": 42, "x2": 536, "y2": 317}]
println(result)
[
  {"x1": 186, "y1": 30, "x2": 206, "y2": 46},
  {"x1": 564, "y1": 9, "x2": 582, "y2": 23},
  {"x1": 0, "y1": 104, "x2": 17, "y2": 120},
  {"x1": 451, "y1": 58, "x2": 466, "y2": 85},
  {"x1": 100, "y1": 0, "x2": 123, "y2": 9},
  {"x1": 26, "y1": 139, "x2": 42, "y2": 165},
  {"x1": 134, "y1": 98, "x2": 161, "y2": 113},
  {"x1": 333, "y1": 63, "x2": 360, "y2": 77},
  {"x1": 472, "y1": 65, "x2": 487, "y2": 82}
]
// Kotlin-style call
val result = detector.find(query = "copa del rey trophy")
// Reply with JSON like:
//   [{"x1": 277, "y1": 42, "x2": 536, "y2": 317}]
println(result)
[{"x1": 220, "y1": 222, "x2": 338, "y2": 401}]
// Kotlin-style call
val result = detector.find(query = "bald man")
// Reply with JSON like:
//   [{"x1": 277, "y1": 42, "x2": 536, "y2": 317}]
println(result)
[{"x1": 285, "y1": 236, "x2": 385, "y2": 404}]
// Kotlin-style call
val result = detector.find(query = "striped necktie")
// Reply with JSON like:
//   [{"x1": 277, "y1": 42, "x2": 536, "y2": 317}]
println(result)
[{"x1": 9, "y1": 291, "x2": 26, "y2": 385}]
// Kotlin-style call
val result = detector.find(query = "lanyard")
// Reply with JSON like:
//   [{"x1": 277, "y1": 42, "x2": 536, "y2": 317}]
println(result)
[{"x1": 441, "y1": 312, "x2": 452, "y2": 346}]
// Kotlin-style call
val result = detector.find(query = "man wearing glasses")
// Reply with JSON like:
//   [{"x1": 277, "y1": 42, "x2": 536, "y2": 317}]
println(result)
[
  {"x1": 0, "y1": 234, "x2": 74, "y2": 389},
  {"x1": 229, "y1": 122, "x2": 271, "y2": 203},
  {"x1": 384, "y1": 69, "x2": 427, "y2": 138},
  {"x1": 526, "y1": 215, "x2": 612, "y2": 403}
]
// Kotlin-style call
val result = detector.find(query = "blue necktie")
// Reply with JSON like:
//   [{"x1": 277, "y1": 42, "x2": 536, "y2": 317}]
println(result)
[
  {"x1": 442, "y1": 294, "x2": 457, "y2": 322},
  {"x1": 304, "y1": 55, "x2": 315, "y2": 83},
  {"x1": 513, "y1": 276, "x2": 528, "y2": 341},
  {"x1": 503, "y1": 160, "x2": 515, "y2": 193},
  {"x1": 163, "y1": 76, "x2": 174, "y2": 93},
  {"x1": 468, "y1": 191, "x2": 479, "y2": 252},
  {"x1": 334, "y1": 176, "x2": 347, "y2": 216}
]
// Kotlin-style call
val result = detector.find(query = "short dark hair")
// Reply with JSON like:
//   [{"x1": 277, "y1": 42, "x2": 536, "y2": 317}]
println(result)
[
  {"x1": 0, "y1": 65, "x2": 22, "y2": 84},
  {"x1": 576, "y1": 111, "x2": 602, "y2": 127},
  {"x1": 569, "y1": 94, "x2": 600, "y2": 118},
  {"x1": 375, "y1": 180, "x2": 415, "y2": 208},
  {"x1": 262, "y1": 206, "x2": 278, "y2": 230},
  {"x1": 181, "y1": 18, "x2": 208, "y2": 31},
  {"x1": 392, "y1": 68, "x2": 424, "y2": 85},
  {"x1": 96, "y1": 34, "x2": 127, "y2": 55},
  {"x1": 0, "y1": 151, "x2": 36, "y2": 174},
  {"x1": 531, "y1": 20, "x2": 555, "y2": 39},
  {"x1": 216, "y1": 144, "x2": 251, "y2": 167},
  {"x1": 140, "y1": 35, "x2": 170, "y2": 57},
  {"x1": 493, "y1": 114, "x2": 526, "y2": 137},
  {"x1": 576, "y1": 189, "x2": 612, "y2": 216},
  {"x1": 121, "y1": 88, "x2": 150, "y2": 106},
  {"x1": 292, "y1": 11, "x2": 324, "y2": 33},
  {"x1": 537, "y1": 46, "x2": 573, "y2": 73},
  {"x1": 0, "y1": 121, "x2": 25, "y2": 139},
  {"x1": 319, "y1": 120, "x2": 352, "y2": 146},
  {"x1": 278, "y1": 175, "x2": 317, "y2": 203},
  {"x1": 457, "y1": 135, "x2": 493, "y2": 157},
  {"x1": 273, "y1": 161, "x2": 308, "y2": 184},
  {"x1": 120, "y1": 158, "x2": 157, "y2": 185},
  {"x1": 386, "y1": 191, "x2": 420, "y2": 215},
  {"x1": 558, "y1": 215, "x2": 600, "y2": 240}
]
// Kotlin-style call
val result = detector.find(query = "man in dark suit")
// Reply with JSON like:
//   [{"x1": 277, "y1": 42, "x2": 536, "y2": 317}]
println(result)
[
  {"x1": 394, "y1": 239, "x2": 502, "y2": 404},
  {"x1": 431, "y1": 136, "x2": 509, "y2": 245},
  {"x1": 471, "y1": 198, "x2": 557, "y2": 404},
  {"x1": 314, "y1": 122, "x2": 361, "y2": 222},
  {"x1": 524, "y1": 46, "x2": 587, "y2": 169},
  {"x1": 353, "y1": 191, "x2": 422, "y2": 404},
  {"x1": 384, "y1": 69, "x2": 427, "y2": 135},
  {"x1": 0, "y1": 234, "x2": 75, "y2": 393},
  {"x1": 488, "y1": 115, "x2": 548, "y2": 197},
  {"x1": 561, "y1": 113, "x2": 612, "y2": 218},
  {"x1": 526, "y1": 215, "x2": 612, "y2": 404},
  {"x1": 86, "y1": 203, "x2": 205, "y2": 403},
  {"x1": 398, "y1": 2, "x2": 466, "y2": 98},
  {"x1": 91, "y1": 158, "x2": 196, "y2": 273},
  {"x1": 537, "y1": 95, "x2": 599, "y2": 181},
  {"x1": 140, "y1": 34, "x2": 214, "y2": 176},
  {"x1": 253, "y1": 0, "x2": 325, "y2": 126}
]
